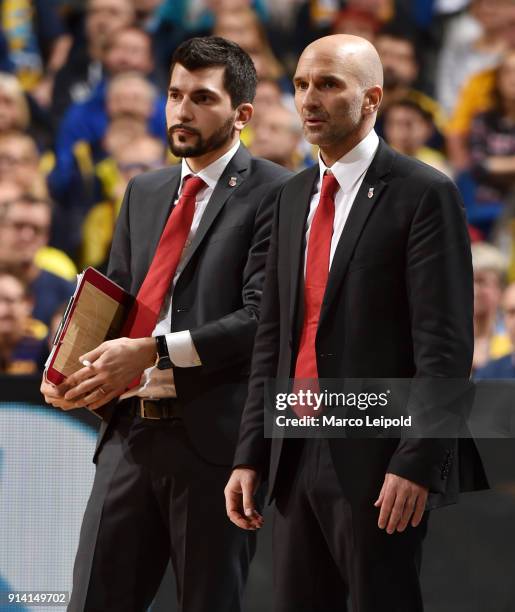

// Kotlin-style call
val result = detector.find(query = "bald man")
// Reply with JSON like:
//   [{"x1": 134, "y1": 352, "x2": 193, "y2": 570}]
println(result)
[{"x1": 226, "y1": 35, "x2": 488, "y2": 612}]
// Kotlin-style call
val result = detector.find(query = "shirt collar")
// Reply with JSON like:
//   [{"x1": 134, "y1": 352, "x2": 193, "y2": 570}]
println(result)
[
  {"x1": 180, "y1": 140, "x2": 241, "y2": 192},
  {"x1": 317, "y1": 130, "x2": 379, "y2": 194}
]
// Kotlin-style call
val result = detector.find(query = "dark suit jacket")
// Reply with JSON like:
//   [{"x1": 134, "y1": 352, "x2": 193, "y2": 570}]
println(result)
[
  {"x1": 234, "y1": 138, "x2": 489, "y2": 509},
  {"x1": 94, "y1": 145, "x2": 291, "y2": 465}
]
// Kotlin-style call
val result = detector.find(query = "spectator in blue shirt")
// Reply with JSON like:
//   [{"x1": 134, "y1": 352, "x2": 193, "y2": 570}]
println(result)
[
  {"x1": 50, "y1": 0, "x2": 135, "y2": 121},
  {"x1": 476, "y1": 281, "x2": 515, "y2": 379},
  {"x1": 0, "y1": 193, "x2": 74, "y2": 327},
  {"x1": 49, "y1": 26, "x2": 165, "y2": 202}
]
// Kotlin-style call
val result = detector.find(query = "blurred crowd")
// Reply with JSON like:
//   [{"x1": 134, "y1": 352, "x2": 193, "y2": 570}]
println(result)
[{"x1": 1, "y1": 0, "x2": 515, "y2": 380}]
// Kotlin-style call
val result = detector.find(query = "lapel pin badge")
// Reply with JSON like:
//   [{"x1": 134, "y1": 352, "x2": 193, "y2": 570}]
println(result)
[
  {"x1": 229, "y1": 176, "x2": 237, "y2": 187},
  {"x1": 368, "y1": 187, "x2": 374, "y2": 199}
]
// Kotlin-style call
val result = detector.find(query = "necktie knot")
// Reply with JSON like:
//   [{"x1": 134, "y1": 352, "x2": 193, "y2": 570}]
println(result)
[
  {"x1": 181, "y1": 175, "x2": 206, "y2": 198},
  {"x1": 321, "y1": 172, "x2": 339, "y2": 201}
]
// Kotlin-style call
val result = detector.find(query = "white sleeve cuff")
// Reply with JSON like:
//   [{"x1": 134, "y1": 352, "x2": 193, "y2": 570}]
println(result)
[{"x1": 165, "y1": 330, "x2": 202, "y2": 367}]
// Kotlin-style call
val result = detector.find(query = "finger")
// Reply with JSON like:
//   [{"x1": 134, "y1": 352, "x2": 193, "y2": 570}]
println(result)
[
  {"x1": 226, "y1": 490, "x2": 255, "y2": 530},
  {"x1": 41, "y1": 386, "x2": 60, "y2": 400},
  {"x1": 85, "y1": 389, "x2": 119, "y2": 411},
  {"x1": 396, "y1": 495, "x2": 417, "y2": 532},
  {"x1": 374, "y1": 478, "x2": 387, "y2": 507},
  {"x1": 42, "y1": 383, "x2": 70, "y2": 400},
  {"x1": 377, "y1": 487, "x2": 396, "y2": 530},
  {"x1": 40, "y1": 380, "x2": 53, "y2": 394},
  {"x1": 81, "y1": 386, "x2": 109, "y2": 407},
  {"x1": 245, "y1": 508, "x2": 264, "y2": 529},
  {"x1": 386, "y1": 493, "x2": 407, "y2": 535},
  {"x1": 411, "y1": 493, "x2": 427, "y2": 528},
  {"x1": 65, "y1": 374, "x2": 104, "y2": 400},
  {"x1": 43, "y1": 387, "x2": 74, "y2": 405},
  {"x1": 41, "y1": 378, "x2": 63, "y2": 396},
  {"x1": 224, "y1": 482, "x2": 241, "y2": 518},
  {"x1": 224, "y1": 475, "x2": 262, "y2": 530},
  {"x1": 48, "y1": 397, "x2": 81, "y2": 410},
  {"x1": 241, "y1": 479, "x2": 263, "y2": 528},
  {"x1": 66, "y1": 365, "x2": 97, "y2": 390},
  {"x1": 60, "y1": 402, "x2": 81, "y2": 411},
  {"x1": 45, "y1": 394, "x2": 67, "y2": 406},
  {"x1": 79, "y1": 344, "x2": 105, "y2": 365}
]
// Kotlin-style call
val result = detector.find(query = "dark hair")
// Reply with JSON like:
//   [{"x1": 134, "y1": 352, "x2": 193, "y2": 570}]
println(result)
[
  {"x1": 385, "y1": 99, "x2": 433, "y2": 124},
  {"x1": 376, "y1": 23, "x2": 419, "y2": 65},
  {"x1": 170, "y1": 36, "x2": 258, "y2": 108}
]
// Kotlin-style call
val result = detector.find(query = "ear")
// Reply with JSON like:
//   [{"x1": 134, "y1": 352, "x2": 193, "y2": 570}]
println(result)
[
  {"x1": 234, "y1": 103, "x2": 254, "y2": 131},
  {"x1": 363, "y1": 86, "x2": 383, "y2": 115}
]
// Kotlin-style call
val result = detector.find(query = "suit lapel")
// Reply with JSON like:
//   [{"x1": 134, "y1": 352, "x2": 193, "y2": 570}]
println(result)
[
  {"x1": 178, "y1": 145, "x2": 251, "y2": 273},
  {"x1": 145, "y1": 169, "x2": 182, "y2": 275},
  {"x1": 288, "y1": 165, "x2": 319, "y2": 339},
  {"x1": 319, "y1": 139, "x2": 395, "y2": 326}
]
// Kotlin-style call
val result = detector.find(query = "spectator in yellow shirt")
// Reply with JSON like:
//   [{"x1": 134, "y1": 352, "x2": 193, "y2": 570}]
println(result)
[
  {"x1": 80, "y1": 133, "x2": 167, "y2": 270},
  {"x1": 383, "y1": 99, "x2": 452, "y2": 176},
  {"x1": 446, "y1": 7, "x2": 515, "y2": 170}
]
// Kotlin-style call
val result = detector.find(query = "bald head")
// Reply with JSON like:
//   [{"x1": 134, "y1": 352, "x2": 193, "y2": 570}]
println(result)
[
  {"x1": 301, "y1": 35, "x2": 383, "y2": 89},
  {"x1": 293, "y1": 34, "x2": 383, "y2": 164}
]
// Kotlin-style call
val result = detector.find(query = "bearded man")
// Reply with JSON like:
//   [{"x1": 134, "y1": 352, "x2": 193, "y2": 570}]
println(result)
[{"x1": 41, "y1": 36, "x2": 290, "y2": 612}]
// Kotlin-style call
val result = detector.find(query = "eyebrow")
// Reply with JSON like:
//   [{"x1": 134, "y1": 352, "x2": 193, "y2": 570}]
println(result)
[
  {"x1": 168, "y1": 86, "x2": 220, "y2": 97},
  {"x1": 293, "y1": 74, "x2": 345, "y2": 84}
]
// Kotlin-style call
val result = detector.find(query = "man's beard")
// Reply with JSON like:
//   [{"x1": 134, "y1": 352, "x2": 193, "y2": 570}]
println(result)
[{"x1": 167, "y1": 117, "x2": 235, "y2": 158}]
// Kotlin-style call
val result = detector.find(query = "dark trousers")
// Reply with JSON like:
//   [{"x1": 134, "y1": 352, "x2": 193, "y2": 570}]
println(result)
[
  {"x1": 69, "y1": 407, "x2": 256, "y2": 612},
  {"x1": 273, "y1": 438, "x2": 428, "y2": 612}
]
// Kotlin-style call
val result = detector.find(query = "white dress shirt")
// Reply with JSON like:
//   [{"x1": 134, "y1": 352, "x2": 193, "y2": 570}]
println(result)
[
  {"x1": 123, "y1": 139, "x2": 241, "y2": 399},
  {"x1": 305, "y1": 130, "x2": 379, "y2": 272}
]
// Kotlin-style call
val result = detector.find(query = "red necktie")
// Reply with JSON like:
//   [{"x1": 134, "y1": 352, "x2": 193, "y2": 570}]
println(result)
[
  {"x1": 123, "y1": 175, "x2": 206, "y2": 339},
  {"x1": 292, "y1": 172, "x2": 339, "y2": 416}
]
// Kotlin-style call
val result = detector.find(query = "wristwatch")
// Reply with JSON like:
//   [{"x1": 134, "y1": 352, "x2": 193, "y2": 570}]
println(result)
[{"x1": 155, "y1": 335, "x2": 173, "y2": 370}]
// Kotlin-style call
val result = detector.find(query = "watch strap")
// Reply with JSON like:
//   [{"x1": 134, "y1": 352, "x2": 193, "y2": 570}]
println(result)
[{"x1": 155, "y1": 335, "x2": 173, "y2": 369}]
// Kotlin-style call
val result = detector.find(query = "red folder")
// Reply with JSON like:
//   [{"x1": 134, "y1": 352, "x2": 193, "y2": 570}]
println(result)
[{"x1": 45, "y1": 267, "x2": 133, "y2": 385}]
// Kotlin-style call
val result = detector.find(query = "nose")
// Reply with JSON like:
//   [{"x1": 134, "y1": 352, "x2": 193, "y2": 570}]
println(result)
[
  {"x1": 300, "y1": 83, "x2": 321, "y2": 112},
  {"x1": 176, "y1": 96, "x2": 194, "y2": 123},
  {"x1": 18, "y1": 224, "x2": 37, "y2": 244}
]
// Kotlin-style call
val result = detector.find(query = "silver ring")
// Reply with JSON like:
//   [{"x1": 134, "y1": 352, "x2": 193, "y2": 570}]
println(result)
[{"x1": 98, "y1": 387, "x2": 107, "y2": 396}]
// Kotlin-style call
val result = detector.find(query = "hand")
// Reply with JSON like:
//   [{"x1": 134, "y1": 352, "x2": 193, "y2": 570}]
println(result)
[
  {"x1": 225, "y1": 468, "x2": 263, "y2": 530},
  {"x1": 374, "y1": 472, "x2": 428, "y2": 534},
  {"x1": 40, "y1": 375, "x2": 81, "y2": 410},
  {"x1": 63, "y1": 337, "x2": 157, "y2": 410},
  {"x1": 31, "y1": 76, "x2": 54, "y2": 108}
]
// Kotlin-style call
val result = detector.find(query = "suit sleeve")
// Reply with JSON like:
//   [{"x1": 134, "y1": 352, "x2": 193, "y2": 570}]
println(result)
[
  {"x1": 387, "y1": 177, "x2": 473, "y2": 492},
  {"x1": 189, "y1": 176, "x2": 286, "y2": 375},
  {"x1": 231, "y1": 189, "x2": 283, "y2": 473}
]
